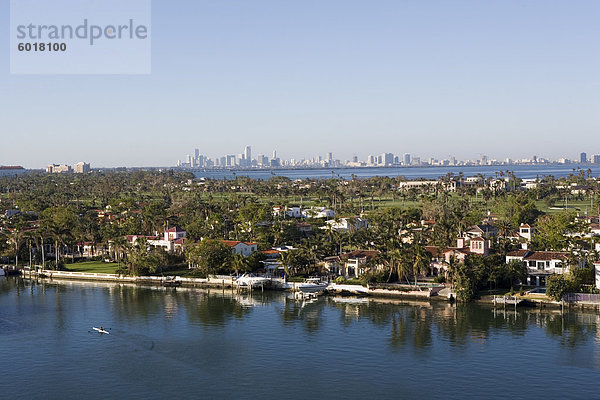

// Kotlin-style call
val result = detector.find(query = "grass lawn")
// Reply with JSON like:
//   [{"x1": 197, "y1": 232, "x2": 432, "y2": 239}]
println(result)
[
  {"x1": 535, "y1": 198, "x2": 597, "y2": 214},
  {"x1": 66, "y1": 261, "x2": 119, "y2": 274}
]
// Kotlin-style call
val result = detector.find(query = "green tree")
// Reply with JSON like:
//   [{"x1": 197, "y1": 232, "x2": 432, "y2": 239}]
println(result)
[
  {"x1": 546, "y1": 274, "x2": 570, "y2": 301},
  {"x1": 187, "y1": 239, "x2": 233, "y2": 276}
]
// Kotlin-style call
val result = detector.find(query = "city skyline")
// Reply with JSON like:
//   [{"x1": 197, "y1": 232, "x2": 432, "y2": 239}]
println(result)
[
  {"x1": 175, "y1": 145, "x2": 600, "y2": 170},
  {"x1": 2, "y1": 1, "x2": 599, "y2": 168}
]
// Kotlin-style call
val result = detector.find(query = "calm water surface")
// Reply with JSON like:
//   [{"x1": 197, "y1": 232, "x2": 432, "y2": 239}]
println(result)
[{"x1": 2, "y1": 277, "x2": 600, "y2": 400}]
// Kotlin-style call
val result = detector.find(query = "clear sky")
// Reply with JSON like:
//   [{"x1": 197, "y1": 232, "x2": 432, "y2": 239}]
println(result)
[{"x1": 1, "y1": 0, "x2": 599, "y2": 168}]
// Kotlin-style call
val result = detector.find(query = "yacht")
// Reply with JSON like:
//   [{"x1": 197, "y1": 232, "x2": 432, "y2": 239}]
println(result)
[
  {"x1": 235, "y1": 273, "x2": 271, "y2": 288},
  {"x1": 297, "y1": 278, "x2": 329, "y2": 293}
]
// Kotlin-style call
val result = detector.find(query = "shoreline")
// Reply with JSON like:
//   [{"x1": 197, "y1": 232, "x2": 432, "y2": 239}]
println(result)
[{"x1": 14, "y1": 269, "x2": 600, "y2": 310}]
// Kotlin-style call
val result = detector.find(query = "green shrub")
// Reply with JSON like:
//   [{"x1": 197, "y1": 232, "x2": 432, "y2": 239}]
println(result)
[
  {"x1": 345, "y1": 278, "x2": 364, "y2": 286},
  {"x1": 186, "y1": 269, "x2": 207, "y2": 278},
  {"x1": 334, "y1": 276, "x2": 346, "y2": 284}
]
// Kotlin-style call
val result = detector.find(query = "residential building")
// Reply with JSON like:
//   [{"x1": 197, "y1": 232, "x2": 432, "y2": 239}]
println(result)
[
  {"x1": 301, "y1": 207, "x2": 335, "y2": 219},
  {"x1": 518, "y1": 224, "x2": 533, "y2": 241},
  {"x1": 164, "y1": 227, "x2": 186, "y2": 241},
  {"x1": 506, "y1": 250, "x2": 568, "y2": 286},
  {"x1": 126, "y1": 227, "x2": 186, "y2": 253},
  {"x1": 324, "y1": 250, "x2": 381, "y2": 278},
  {"x1": 427, "y1": 237, "x2": 489, "y2": 277},
  {"x1": 465, "y1": 224, "x2": 498, "y2": 239},
  {"x1": 273, "y1": 206, "x2": 302, "y2": 218},
  {"x1": 222, "y1": 240, "x2": 258, "y2": 257},
  {"x1": 324, "y1": 217, "x2": 369, "y2": 232},
  {"x1": 580, "y1": 152, "x2": 587, "y2": 163}
]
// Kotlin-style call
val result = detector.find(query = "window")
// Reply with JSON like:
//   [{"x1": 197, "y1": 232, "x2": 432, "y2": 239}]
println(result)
[{"x1": 537, "y1": 261, "x2": 545, "y2": 270}]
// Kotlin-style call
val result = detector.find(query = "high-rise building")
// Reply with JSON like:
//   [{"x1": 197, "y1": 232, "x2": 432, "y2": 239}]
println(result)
[
  {"x1": 194, "y1": 148, "x2": 199, "y2": 159},
  {"x1": 46, "y1": 164, "x2": 72, "y2": 173},
  {"x1": 381, "y1": 153, "x2": 393, "y2": 165},
  {"x1": 404, "y1": 153, "x2": 411, "y2": 165},
  {"x1": 74, "y1": 162, "x2": 90, "y2": 173},
  {"x1": 593, "y1": 154, "x2": 600, "y2": 164},
  {"x1": 244, "y1": 146, "x2": 251, "y2": 163},
  {"x1": 327, "y1": 152, "x2": 333, "y2": 162},
  {"x1": 580, "y1": 152, "x2": 587, "y2": 163}
]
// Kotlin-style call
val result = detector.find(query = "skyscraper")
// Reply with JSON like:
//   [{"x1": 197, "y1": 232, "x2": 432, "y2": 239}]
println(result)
[
  {"x1": 381, "y1": 153, "x2": 393, "y2": 165},
  {"x1": 594, "y1": 154, "x2": 600, "y2": 164},
  {"x1": 194, "y1": 148, "x2": 199, "y2": 159},
  {"x1": 404, "y1": 153, "x2": 411, "y2": 165},
  {"x1": 580, "y1": 152, "x2": 587, "y2": 163},
  {"x1": 244, "y1": 146, "x2": 251, "y2": 163}
]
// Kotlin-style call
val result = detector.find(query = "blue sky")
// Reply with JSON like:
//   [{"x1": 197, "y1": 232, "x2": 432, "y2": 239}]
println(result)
[{"x1": 1, "y1": 0, "x2": 599, "y2": 168}]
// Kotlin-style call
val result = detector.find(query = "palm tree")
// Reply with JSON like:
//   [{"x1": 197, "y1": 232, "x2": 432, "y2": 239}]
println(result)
[
  {"x1": 7, "y1": 228, "x2": 22, "y2": 268},
  {"x1": 411, "y1": 244, "x2": 431, "y2": 286},
  {"x1": 231, "y1": 253, "x2": 248, "y2": 276}
]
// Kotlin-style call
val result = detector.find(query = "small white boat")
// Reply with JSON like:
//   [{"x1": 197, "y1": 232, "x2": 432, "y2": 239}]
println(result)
[
  {"x1": 92, "y1": 327, "x2": 110, "y2": 334},
  {"x1": 297, "y1": 278, "x2": 329, "y2": 293},
  {"x1": 235, "y1": 273, "x2": 270, "y2": 288},
  {"x1": 0, "y1": 268, "x2": 5, "y2": 277}
]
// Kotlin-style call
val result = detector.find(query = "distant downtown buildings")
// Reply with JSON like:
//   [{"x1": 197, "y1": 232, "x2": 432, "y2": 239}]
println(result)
[
  {"x1": 46, "y1": 162, "x2": 91, "y2": 174},
  {"x1": 0, "y1": 166, "x2": 26, "y2": 177},
  {"x1": 177, "y1": 147, "x2": 600, "y2": 170}
]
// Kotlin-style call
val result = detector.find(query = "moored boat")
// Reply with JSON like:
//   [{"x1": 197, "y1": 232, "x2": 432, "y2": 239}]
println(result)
[
  {"x1": 297, "y1": 278, "x2": 329, "y2": 293},
  {"x1": 235, "y1": 273, "x2": 271, "y2": 288}
]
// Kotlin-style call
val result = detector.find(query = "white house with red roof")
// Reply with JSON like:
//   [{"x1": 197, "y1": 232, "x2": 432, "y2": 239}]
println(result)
[
  {"x1": 222, "y1": 240, "x2": 258, "y2": 257},
  {"x1": 164, "y1": 227, "x2": 186, "y2": 241},
  {"x1": 506, "y1": 249, "x2": 568, "y2": 286},
  {"x1": 126, "y1": 227, "x2": 186, "y2": 253}
]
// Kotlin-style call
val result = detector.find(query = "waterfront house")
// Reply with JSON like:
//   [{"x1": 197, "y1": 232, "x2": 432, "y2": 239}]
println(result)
[
  {"x1": 426, "y1": 237, "x2": 489, "y2": 277},
  {"x1": 324, "y1": 250, "x2": 381, "y2": 278},
  {"x1": 126, "y1": 227, "x2": 187, "y2": 254},
  {"x1": 222, "y1": 240, "x2": 258, "y2": 257},
  {"x1": 506, "y1": 250, "x2": 568, "y2": 286}
]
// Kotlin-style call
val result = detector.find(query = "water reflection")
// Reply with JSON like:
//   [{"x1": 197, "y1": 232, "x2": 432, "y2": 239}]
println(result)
[{"x1": 2, "y1": 277, "x2": 600, "y2": 353}]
